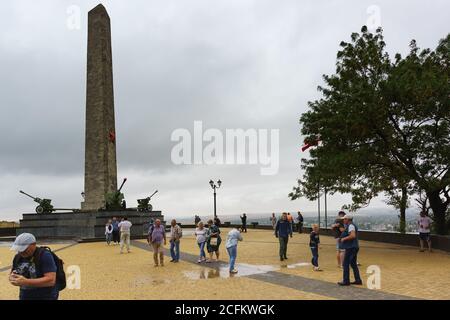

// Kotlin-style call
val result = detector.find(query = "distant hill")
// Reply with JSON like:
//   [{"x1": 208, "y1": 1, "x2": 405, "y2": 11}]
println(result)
[{"x1": 0, "y1": 221, "x2": 19, "y2": 228}]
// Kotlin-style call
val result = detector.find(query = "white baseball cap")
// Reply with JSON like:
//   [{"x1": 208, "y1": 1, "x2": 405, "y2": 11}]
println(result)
[{"x1": 10, "y1": 233, "x2": 36, "y2": 252}]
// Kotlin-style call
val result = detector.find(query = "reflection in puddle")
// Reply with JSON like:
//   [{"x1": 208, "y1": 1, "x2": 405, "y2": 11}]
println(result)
[
  {"x1": 286, "y1": 262, "x2": 310, "y2": 269},
  {"x1": 183, "y1": 263, "x2": 280, "y2": 280},
  {"x1": 132, "y1": 276, "x2": 170, "y2": 287}
]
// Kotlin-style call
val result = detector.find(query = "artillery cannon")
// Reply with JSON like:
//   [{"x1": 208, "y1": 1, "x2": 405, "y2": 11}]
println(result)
[
  {"x1": 137, "y1": 190, "x2": 158, "y2": 212},
  {"x1": 19, "y1": 190, "x2": 54, "y2": 214},
  {"x1": 105, "y1": 178, "x2": 127, "y2": 211},
  {"x1": 19, "y1": 190, "x2": 82, "y2": 214}
]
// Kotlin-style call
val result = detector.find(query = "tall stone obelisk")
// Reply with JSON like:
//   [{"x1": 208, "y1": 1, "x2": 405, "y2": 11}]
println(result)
[{"x1": 81, "y1": 4, "x2": 117, "y2": 211}]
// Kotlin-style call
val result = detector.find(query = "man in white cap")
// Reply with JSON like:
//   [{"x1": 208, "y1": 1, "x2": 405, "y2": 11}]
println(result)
[
  {"x1": 338, "y1": 214, "x2": 362, "y2": 286},
  {"x1": 9, "y1": 233, "x2": 58, "y2": 300}
]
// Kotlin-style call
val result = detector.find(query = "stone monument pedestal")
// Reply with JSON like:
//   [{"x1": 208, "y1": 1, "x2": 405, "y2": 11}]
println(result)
[{"x1": 17, "y1": 211, "x2": 164, "y2": 241}]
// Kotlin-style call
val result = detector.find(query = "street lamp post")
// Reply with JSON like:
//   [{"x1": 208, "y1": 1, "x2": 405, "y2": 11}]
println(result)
[{"x1": 209, "y1": 179, "x2": 222, "y2": 219}]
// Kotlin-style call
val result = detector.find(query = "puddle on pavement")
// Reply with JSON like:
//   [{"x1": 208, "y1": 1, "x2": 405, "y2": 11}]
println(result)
[
  {"x1": 183, "y1": 263, "x2": 280, "y2": 280},
  {"x1": 285, "y1": 262, "x2": 311, "y2": 269},
  {"x1": 131, "y1": 276, "x2": 170, "y2": 287}
]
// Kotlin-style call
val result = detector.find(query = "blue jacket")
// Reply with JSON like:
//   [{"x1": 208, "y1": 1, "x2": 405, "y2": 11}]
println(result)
[
  {"x1": 275, "y1": 219, "x2": 292, "y2": 238},
  {"x1": 340, "y1": 223, "x2": 359, "y2": 249}
]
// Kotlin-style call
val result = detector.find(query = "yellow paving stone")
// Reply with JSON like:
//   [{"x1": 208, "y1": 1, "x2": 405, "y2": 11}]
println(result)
[{"x1": 1, "y1": 229, "x2": 449, "y2": 300}]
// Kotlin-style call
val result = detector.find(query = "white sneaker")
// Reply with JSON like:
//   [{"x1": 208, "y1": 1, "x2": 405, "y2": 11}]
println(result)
[{"x1": 230, "y1": 269, "x2": 238, "y2": 274}]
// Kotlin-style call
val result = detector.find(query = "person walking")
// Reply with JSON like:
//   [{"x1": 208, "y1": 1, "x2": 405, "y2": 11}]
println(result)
[
  {"x1": 206, "y1": 219, "x2": 222, "y2": 262},
  {"x1": 195, "y1": 221, "x2": 208, "y2": 263},
  {"x1": 169, "y1": 219, "x2": 182, "y2": 263},
  {"x1": 111, "y1": 217, "x2": 120, "y2": 245},
  {"x1": 332, "y1": 211, "x2": 346, "y2": 268},
  {"x1": 118, "y1": 217, "x2": 132, "y2": 254},
  {"x1": 275, "y1": 212, "x2": 293, "y2": 261},
  {"x1": 338, "y1": 214, "x2": 362, "y2": 286},
  {"x1": 105, "y1": 219, "x2": 113, "y2": 245},
  {"x1": 418, "y1": 211, "x2": 433, "y2": 252},
  {"x1": 270, "y1": 213, "x2": 277, "y2": 230},
  {"x1": 240, "y1": 213, "x2": 247, "y2": 233},
  {"x1": 9, "y1": 233, "x2": 59, "y2": 300},
  {"x1": 226, "y1": 227, "x2": 243, "y2": 274},
  {"x1": 148, "y1": 219, "x2": 167, "y2": 266},
  {"x1": 296, "y1": 211, "x2": 304, "y2": 233},
  {"x1": 310, "y1": 224, "x2": 322, "y2": 271}
]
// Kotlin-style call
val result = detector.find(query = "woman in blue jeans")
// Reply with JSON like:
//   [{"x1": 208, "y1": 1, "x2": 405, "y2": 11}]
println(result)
[
  {"x1": 195, "y1": 222, "x2": 207, "y2": 263},
  {"x1": 226, "y1": 227, "x2": 243, "y2": 274}
]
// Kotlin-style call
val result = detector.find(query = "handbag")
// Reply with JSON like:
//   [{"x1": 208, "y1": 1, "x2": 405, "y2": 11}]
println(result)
[{"x1": 209, "y1": 237, "x2": 218, "y2": 246}]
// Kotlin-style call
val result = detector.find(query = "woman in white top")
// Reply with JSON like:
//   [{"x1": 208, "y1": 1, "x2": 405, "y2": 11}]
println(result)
[
  {"x1": 105, "y1": 219, "x2": 113, "y2": 245},
  {"x1": 194, "y1": 221, "x2": 208, "y2": 263}
]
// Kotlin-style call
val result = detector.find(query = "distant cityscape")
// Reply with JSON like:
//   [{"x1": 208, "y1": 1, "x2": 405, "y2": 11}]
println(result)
[{"x1": 177, "y1": 208, "x2": 423, "y2": 233}]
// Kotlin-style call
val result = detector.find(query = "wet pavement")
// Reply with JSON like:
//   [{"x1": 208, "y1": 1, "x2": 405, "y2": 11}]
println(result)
[{"x1": 130, "y1": 240, "x2": 418, "y2": 300}]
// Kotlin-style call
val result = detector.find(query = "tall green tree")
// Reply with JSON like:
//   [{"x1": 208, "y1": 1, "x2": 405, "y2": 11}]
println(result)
[{"x1": 290, "y1": 27, "x2": 450, "y2": 235}]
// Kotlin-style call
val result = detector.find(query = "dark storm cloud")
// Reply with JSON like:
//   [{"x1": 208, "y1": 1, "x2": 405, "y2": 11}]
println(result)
[{"x1": 1, "y1": 0, "x2": 449, "y2": 220}]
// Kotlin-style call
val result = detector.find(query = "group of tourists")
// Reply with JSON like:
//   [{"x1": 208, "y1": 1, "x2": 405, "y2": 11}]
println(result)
[
  {"x1": 105, "y1": 216, "x2": 132, "y2": 254},
  {"x1": 271, "y1": 211, "x2": 303, "y2": 233},
  {"x1": 8, "y1": 209, "x2": 434, "y2": 300},
  {"x1": 273, "y1": 210, "x2": 362, "y2": 285}
]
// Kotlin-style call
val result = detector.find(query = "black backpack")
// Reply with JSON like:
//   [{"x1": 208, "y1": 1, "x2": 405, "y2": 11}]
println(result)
[{"x1": 13, "y1": 246, "x2": 66, "y2": 291}]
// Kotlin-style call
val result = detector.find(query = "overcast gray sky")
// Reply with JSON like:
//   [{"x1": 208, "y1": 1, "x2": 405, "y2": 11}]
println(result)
[{"x1": 0, "y1": 0, "x2": 448, "y2": 221}]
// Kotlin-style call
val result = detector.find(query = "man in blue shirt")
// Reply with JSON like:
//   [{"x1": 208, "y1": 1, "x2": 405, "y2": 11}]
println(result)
[
  {"x1": 275, "y1": 212, "x2": 293, "y2": 261},
  {"x1": 9, "y1": 233, "x2": 58, "y2": 300},
  {"x1": 112, "y1": 216, "x2": 120, "y2": 244},
  {"x1": 338, "y1": 215, "x2": 362, "y2": 286}
]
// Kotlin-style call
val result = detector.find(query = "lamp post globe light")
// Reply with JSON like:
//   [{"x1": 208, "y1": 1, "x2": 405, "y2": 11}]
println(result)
[{"x1": 209, "y1": 180, "x2": 221, "y2": 219}]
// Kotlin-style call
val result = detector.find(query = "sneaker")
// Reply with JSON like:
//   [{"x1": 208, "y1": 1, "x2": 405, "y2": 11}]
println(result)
[
  {"x1": 170, "y1": 259, "x2": 175, "y2": 262},
  {"x1": 284, "y1": 256, "x2": 288, "y2": 260},
  {"x1": 174, "y1": 260, "x2": 179, "y2": 263},
  {"x1": 230, "y1": 269, "x2": 238, "y2": 274},
  {"x1": 338, "y1": 281, "x2": 350, "y2": 286},
  {"x1": 351, "y1": 280, "x2": 363, "y2": 285},
  {"x1": 313, "y1": 267, "x2": 323, "y2": 272},
  {"x1": 197, "y1": 259, "x2": 202, "y2": 263}
]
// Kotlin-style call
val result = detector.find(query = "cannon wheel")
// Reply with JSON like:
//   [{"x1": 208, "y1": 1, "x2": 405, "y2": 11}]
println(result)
[
  {"x1": 36, "y1": 206, "x2": 44, "y2": 214},
  {"x1": 148, "y1": 204, "x2": 153, "y2": 212}
]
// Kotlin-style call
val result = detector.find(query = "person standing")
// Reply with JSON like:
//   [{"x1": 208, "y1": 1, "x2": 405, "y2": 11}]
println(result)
[
  {"x1": 275, "y1": 212, "x2": 293, "y2": 261},
  {"x1": 338, "y1": 215, "x2": 362, "y2": 286},
  {"x1": 194, "y1": 215, "x2": 201, "y2": 225},
  {"x1": 111, "y1": 217, "x2": 120, "y2": 245},
  {"x1": 118, "y1": 217, "x2": 132, "y2": 254},
  {"x1": 226, "y1": 227, "x2": 243, "y2": 274},
  {"x1": 310, "y1": 224, "x2": 322, "y2": 271},
  {"x1": 418, "y1": 211, "x2": 433, "y2": 252},
  {"x1": 332, "y1": 211, "x2": 346, "y2": 268},
  {"x1": 288, "y1": 212, "x2": 295, "y2": 232},
  {"x1": 296, "y1": 211, "x2": 304, "y2": 233},
  {"x1": 105, "y1": 219, "x2": 113, "y2": 245},
  {"x1": 240, "y1": 213, "x2": 247, "y2": 233},
  {"x1": 148, "y1": 219, "x2": 167, "y2": 267},
  {"x1": 169, "y1": 219, "x2": 182, "y2": 263},
  {"x1": 206, "y1": 219, "x2": 222, "y2": 262},
  {"x1": 9, "y1": 233, "x2": 59, "y2": 300},
  {"x1": 195, "y1": 221, "x2": 208, "y2": 263},
  {"x1": 270, "y1": 213, "x2": 277, "y2": 230}
]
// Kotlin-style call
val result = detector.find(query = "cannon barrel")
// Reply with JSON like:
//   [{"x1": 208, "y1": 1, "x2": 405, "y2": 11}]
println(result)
[
  {"x1": 19, "y1": 190, "x2": 37, "y2": 200},
  {"x1": 118, "y1": 178, "x2": 127, "y2": 192},
  {"x1": 149, "y1": 190, "x2": 158, "y2": 199}
]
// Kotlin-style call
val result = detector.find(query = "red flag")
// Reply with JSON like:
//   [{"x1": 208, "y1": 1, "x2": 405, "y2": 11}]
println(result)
[{"x1": 301, "y1": 136, "x2": 320, "y2": 152}]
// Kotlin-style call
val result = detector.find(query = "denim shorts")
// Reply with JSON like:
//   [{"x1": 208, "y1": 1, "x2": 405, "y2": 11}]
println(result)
[
  {"x1": 419, "y1": 232, "x2": 430, "y2": 241},
  {"x1": 335, "y1": 238, "x2": 345, "y2": 251}
]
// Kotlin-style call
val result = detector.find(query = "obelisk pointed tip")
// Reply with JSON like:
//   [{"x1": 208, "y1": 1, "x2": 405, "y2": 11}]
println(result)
[{"x1": 89, "y1": 3, "x2": 109, "y2": 16}]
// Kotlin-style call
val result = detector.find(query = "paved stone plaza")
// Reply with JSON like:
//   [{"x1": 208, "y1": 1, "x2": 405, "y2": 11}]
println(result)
[{"x1": 1, "y1": 229, "x2": 449, "y2": 300}]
